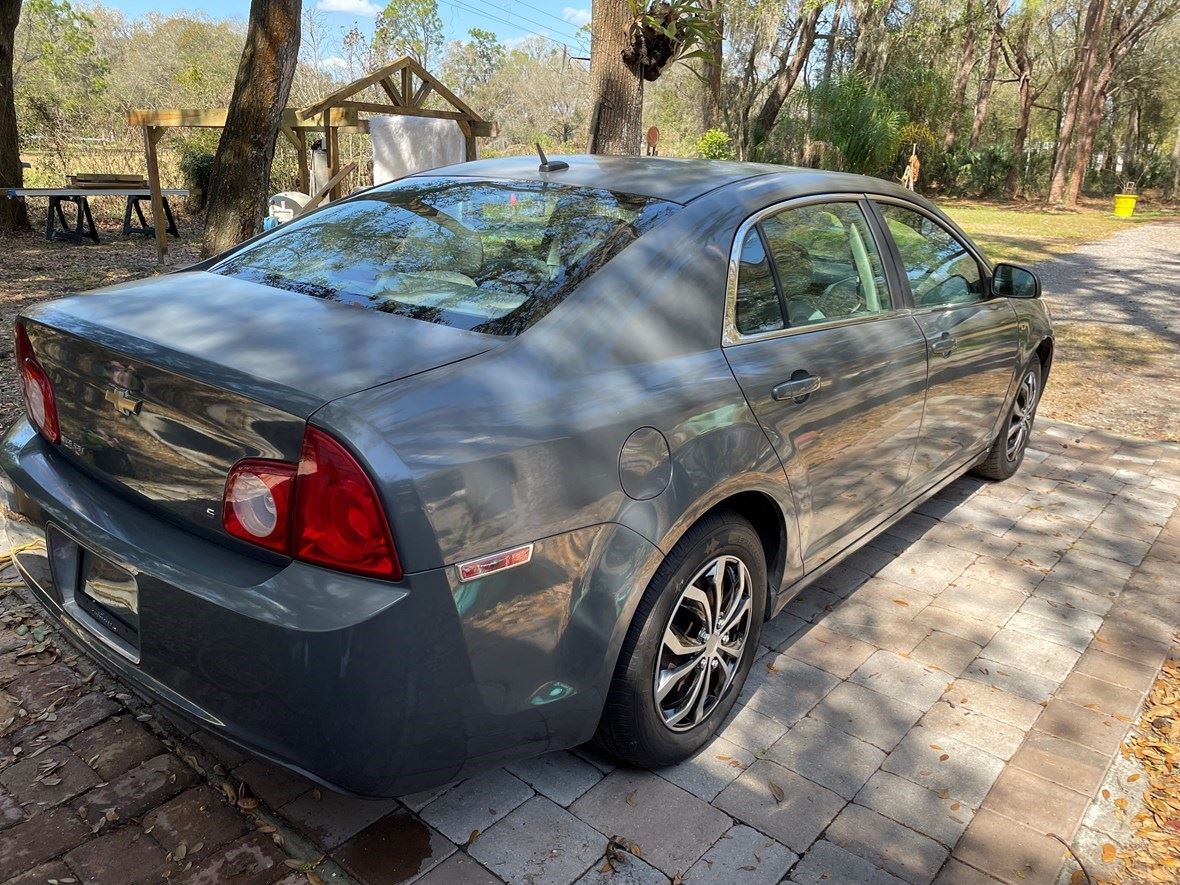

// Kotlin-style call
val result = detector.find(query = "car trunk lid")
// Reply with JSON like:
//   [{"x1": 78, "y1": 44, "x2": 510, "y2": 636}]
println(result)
[{"x1": 21, "y1": 271, "x2": 492, "y2": 537}]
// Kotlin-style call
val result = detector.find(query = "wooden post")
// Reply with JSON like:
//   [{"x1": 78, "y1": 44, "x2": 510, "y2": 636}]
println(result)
[
  {"x1": 457, "y1": 119, "x2": 477, "y2": 162},
  {"x1": 142, "y1": 125, "x2": 167, "y2": 265},
  {"x1": 295, "y1": 129, "x2": 310, "y2": 195},
  {"x1": 322, "y1": 110, "x2": 341, "y2": 201}
]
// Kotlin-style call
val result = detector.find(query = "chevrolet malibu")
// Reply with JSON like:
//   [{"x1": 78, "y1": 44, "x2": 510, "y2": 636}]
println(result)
[{"x1": 1, "y1": 156, "x2": 1052, "y2": 796}]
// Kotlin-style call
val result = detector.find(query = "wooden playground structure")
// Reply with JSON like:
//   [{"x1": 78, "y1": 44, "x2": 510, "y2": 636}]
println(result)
[{"x1": 126, "y1": 56, "x2": 495, "y2": 263}]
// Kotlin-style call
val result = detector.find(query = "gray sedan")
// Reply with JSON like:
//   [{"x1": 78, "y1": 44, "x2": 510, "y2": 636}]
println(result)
[{"x1": 1, "y1": 156, "x2": 1052, "y2": 796}]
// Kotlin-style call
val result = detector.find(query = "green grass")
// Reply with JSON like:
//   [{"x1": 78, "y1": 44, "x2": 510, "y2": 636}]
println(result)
[{"x1": 939, "y1": 199, "x2": 1178, "y2": 265}]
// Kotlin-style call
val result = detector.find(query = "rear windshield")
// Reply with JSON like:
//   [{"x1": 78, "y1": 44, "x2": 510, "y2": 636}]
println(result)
[{"x1": 211, "y1": 177, "x2": 678, "y2": 336}]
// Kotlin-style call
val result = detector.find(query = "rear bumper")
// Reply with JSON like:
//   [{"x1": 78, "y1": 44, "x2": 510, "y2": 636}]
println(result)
[{"x1": 0, "y1": 421, "x2": 658, "y2": 797}]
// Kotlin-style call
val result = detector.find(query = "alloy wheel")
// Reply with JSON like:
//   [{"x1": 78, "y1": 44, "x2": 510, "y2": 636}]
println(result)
[
  {"x1": 1006, "y1": 370, "x2": 1038, "y2": 462},
  {"x1": 654, "y1": 554, "x2": 753, "y2": 732}
]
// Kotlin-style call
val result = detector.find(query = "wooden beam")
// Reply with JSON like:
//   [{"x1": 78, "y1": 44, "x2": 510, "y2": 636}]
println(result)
[
  {"x1": 379, "y1": 77, "x2": 404, "y2": 106},
  {"x1": 402, "y1": 57, "x2": 482, "y2": 121},
  {"x1": 127, "y1": 107, "x2": 357, "y2": 129},
  {"x1": 280, "y1": 126, "x2": 300, "y2": 150},
  {"x1": 304, "y1": 161, "x2": 359, "y2": 213},
  {"x1": 411, "y1": 80, "x2": 433, "y2": 108},
  {"x1": 401, "y1": 67, "x2": 413, "y2": 110},
  {"x1": 299, "y1": 57, "x2": 412, "y2": 120},
  {"x1": 333, "y1": 100, "x2": 494, "y2": 135},
  {"x1": 142, "y1": 125, "x2": 167, "y2": 265}
]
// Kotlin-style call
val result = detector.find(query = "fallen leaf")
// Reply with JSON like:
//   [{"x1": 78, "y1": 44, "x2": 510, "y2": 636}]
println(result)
[
  {"x1": 1102, "y1": 843, "x2": 1116, "y2": 863},
  {"x1": 626, "y1": 790, "x2": 638, "y2": 807},
  {"x1": 468, "y1": 829, "x2": 479, "y2": 845},
  {"x1": 939, "y1": 754, "x2": 950, "y2": 762},
  {"x1": 768, "y1": 780, "x2": 785, "y2": 804}
]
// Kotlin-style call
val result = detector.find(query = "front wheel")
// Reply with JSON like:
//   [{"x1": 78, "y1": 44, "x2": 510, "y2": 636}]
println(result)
[
  {"x1": 974, "y1": 359, "x2": 1042, "y2": 480},
  {"x1": 594, "y1": 511, "x2": 766, "y2": 767}
]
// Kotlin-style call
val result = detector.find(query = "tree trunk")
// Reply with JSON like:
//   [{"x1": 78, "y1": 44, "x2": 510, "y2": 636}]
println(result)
[
  {"x1": 749, "y1": 2, "x2": 823, "y2": 148},
  {"x1": 1047, "y1": 0, "x2": 1109, "y2": 205},
  {"x1": 823, "y1": 0, "x2": 843, "y2": 85},
  {"x1": 0, "y1": 0, "x2": 28, "y2": 235},
  {"x1": 1006, "y1": 64, "x2": 1032, "y2": 197},
  {"x1": 1064, "y1": 82, "x2": 1107, "y2": 206},
  {"x1": 1123, "y1": 94, "x2": 1139, "y2": 172},
  {"x1": 700, "y1": 0, "x2": 722, "y2": 130},
  {"x1": 969, "y1": 0, "x2": 1007, "y2": 150},
  {"x1": 589, "y1": 0, "x2": 643, "y2": 155},
  {"x1": 1171, "y1": 117, "x2": 1180, "y2": 199},
  {"x1": 201, "y1": 0, "x2": 302, "y2": 257},
  {"x1": 944, "y1": 0, "x2": 978, "y2": 150}
]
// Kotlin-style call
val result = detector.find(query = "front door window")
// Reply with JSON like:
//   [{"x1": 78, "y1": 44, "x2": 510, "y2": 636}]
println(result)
[{"x1": 878, "y1": 205, "x2": 984, "y2": 308}]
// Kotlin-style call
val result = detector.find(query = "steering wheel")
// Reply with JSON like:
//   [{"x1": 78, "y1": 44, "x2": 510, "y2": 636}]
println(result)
[
  {"x1": 819, "y1": 276, "x2": 866, "y2": 316},
  {"x1": 477, "y1": 257, "x2": 550, "y2": 297}
]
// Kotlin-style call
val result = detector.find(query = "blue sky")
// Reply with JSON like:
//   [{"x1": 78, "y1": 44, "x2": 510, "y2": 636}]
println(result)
[{"x1": 102, "y1": 0, "x2": 592, "y2": 54}]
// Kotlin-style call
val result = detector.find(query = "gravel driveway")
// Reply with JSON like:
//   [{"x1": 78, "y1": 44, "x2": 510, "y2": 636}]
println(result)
[{"x1": 1035, "y1": 221, "x2": 1180, "y2": 441}]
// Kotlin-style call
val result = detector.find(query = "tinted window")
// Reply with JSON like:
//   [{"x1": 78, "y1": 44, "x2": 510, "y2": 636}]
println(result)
[
  {"x1": 734, "y1": 229, "x2": 784, "y2": 335},
  {"x1": 211, "y1": 177, "x2": 678, "y2": 336},
  {"x1": 760, "y1": 202, "x2": 891, "y2": 327},
  {"x1": 878, "y1": 204, "x2": 984, "y2": 307}
]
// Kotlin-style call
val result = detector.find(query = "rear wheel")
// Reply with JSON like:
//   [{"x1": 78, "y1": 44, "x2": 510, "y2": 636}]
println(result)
[
  {"x1": 974, "y1": 359, "x2": 1041, "y2": 480},
  {"x1": 595, "y1": 511, "x2": 766, "y2": 766}
]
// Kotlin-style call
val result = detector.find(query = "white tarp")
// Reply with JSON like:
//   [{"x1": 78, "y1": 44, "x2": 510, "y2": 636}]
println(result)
[{"x1": 370, "y1": 115, "x2": 469, "y2": 185}]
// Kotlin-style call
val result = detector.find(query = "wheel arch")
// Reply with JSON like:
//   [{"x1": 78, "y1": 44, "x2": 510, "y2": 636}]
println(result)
[
  {"x1": 1036, "y1": 336, "x2": 1054, "y2": 383},
  {"x1": 659, "y1": 488, "x2": 792, "y2": 619}
]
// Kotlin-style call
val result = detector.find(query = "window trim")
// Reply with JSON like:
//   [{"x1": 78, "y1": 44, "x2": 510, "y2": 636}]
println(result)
[
  {"x1": 722, "y1": 193, "x2": 900, "y2": 346},
  {"x1": 867, "y1": 195, "x2": 993, "y2": 314}
]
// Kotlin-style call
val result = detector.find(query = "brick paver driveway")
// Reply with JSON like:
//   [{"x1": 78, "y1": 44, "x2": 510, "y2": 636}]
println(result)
[{"x1": 1, "y1": 416, "x2": 1177, "y2": 885}]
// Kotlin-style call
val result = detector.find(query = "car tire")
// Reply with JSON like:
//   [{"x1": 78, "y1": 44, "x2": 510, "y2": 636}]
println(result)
[
  {"x1": 974, "y1": 359, "x2": 1042, "y2": 481},
  {"x1": 594, "y1": 510, "x2": 766, "y2": 767}
]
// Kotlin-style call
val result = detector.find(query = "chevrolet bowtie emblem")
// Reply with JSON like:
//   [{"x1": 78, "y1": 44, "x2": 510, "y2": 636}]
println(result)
[{"x1": 104, "y1": 386, "x2": 143, "y2": 417}]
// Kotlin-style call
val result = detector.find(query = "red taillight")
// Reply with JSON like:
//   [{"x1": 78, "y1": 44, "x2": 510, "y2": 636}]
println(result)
[
  {"x1": 222, "y1": 426, "x2": 401, "y2": 581},
  {"x1": 292, "y1": 427, "x2": 401, "y2": 580},
  {"x1": 15, "y1": 321, "x2": 60, "y2": 445},
  {"x1": 223, "y1": 460, "x2": 295, "y2": 554}
]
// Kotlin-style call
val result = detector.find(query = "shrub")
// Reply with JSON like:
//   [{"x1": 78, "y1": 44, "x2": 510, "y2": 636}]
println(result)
[{"x1": 696, "y1": 128, "x2": 734, "y2": 160}]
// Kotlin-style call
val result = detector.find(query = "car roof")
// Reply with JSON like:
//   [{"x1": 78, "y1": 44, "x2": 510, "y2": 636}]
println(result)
[{"x1": 415, "y1": 154, "x2": 914, "y2": 205}]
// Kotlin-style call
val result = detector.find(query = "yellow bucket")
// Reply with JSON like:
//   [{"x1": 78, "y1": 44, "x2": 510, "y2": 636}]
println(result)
[{"x1": 1113, "y1": 193, "x2": 1138, "y2": 217}]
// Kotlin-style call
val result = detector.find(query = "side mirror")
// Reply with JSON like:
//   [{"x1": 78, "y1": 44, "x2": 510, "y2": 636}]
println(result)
[{"x1": 993, "y1": 263, "x2": 1041, "y2": 299}]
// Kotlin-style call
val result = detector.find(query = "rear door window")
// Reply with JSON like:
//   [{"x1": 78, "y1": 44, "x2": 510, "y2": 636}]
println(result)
[
  {"x1": 734, "y1": 230, "x2": 785, "y2": 335},
  {"x1": 761, "y1": 202, "x2": 891, "y2": 328},
  {"x1": 211, "y1": 178, "x2": 678, "y2": 336}
]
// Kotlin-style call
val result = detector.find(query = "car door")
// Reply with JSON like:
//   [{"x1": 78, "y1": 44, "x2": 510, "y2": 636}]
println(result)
[
  {"x1": 722, "y1": 197, "x2": 929, "y2": 569},
  {"x1": 871, "y1": 199, "x2": 1022, "y2": 486}
]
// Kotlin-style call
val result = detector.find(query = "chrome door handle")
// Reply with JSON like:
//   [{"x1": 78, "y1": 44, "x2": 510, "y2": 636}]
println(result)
[
  {"x1": 773, "y1": 374, "x2": 822, "y2": 402},
  {"x1": 930, "y1": 333, "x2": 957, "y2": 357}
]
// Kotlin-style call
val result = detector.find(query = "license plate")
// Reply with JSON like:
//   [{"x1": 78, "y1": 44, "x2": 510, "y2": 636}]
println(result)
[{"x1": 76, "y1": 550, "x2": 140, "y2": 649}]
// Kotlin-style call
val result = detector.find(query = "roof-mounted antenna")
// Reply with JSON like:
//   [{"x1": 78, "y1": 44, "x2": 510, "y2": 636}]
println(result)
[{"x1": 536, "y1": 143, "x2": 569, "y2": 173}]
